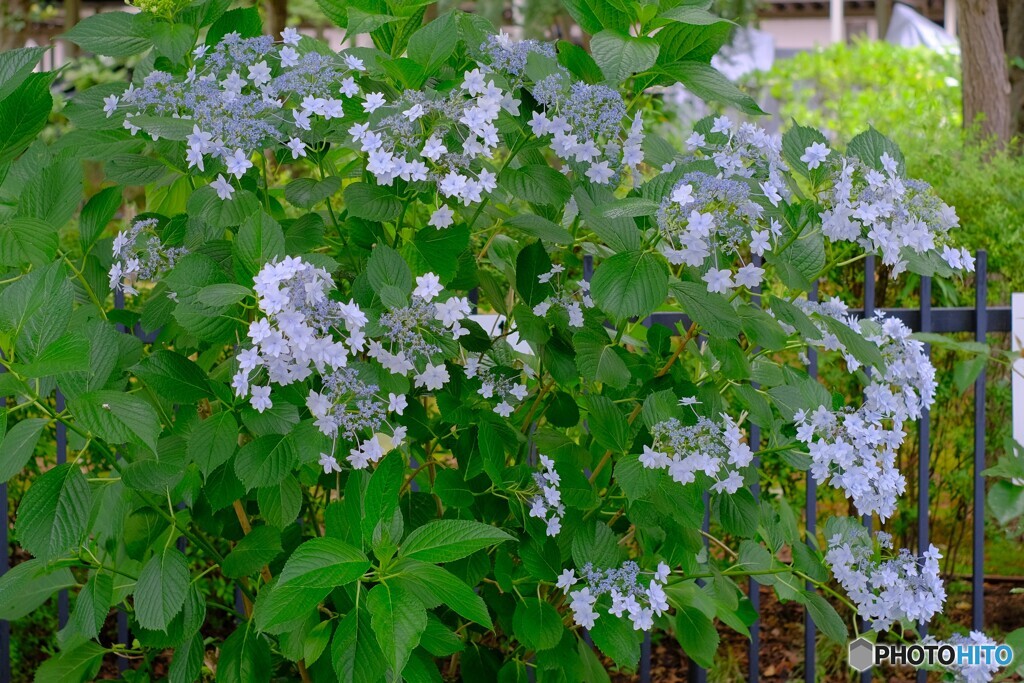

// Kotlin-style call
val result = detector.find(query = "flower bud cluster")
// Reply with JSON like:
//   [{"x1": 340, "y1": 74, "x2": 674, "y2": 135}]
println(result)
[
  {"x1": 558, "y1": 561, "x2": 671, "y2": 631},
  {"x1": 825, "y1": 525, "x2": 945, "y2": 632},
  {"x1": 109, "y1": 218, "x2": 188, "y2": 295},
  {"x1": 641, "y1": 413, "x2": 753, "y2": 495},
  {"x1": 527, "y1": 454, "x2": 564, "y2": 536}
]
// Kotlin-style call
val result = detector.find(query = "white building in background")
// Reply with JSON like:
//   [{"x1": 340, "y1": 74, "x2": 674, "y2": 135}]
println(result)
[{"x1": 757, "y1": 0, "x2": 956, "y2": 51}]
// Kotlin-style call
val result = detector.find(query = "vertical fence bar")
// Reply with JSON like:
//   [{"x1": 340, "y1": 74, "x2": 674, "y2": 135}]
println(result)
[
  {"x1": 916, "y1": 276, "x2": 932, "y2": 683},
  {"x1": 804, "y1": 279, "x2": 818, "y2": 683},
  {"x1": 859, "y1": 256, "x2": 874, "y2": 683},
  {"x1": 748, "y1": 253, "x2": 763, "y2": 683},
  {"x1": 639, "y1": 631, "x2": 652, "y2": 683},
  {"x1": 972, "y1": 251, "x2": 987, "y2": 630},
  {"x1": 689, "y1": 495, "x2": 710, "y2": 683},
  {"x1": 0, "y1": 360, "x2": 8, "y2": 683},
  {"x1": 113, "y1": 288, "x2": 131, "y2": 669},
  {"x1": 55, "y1": 390, "x2": 69, "y2": 629}
]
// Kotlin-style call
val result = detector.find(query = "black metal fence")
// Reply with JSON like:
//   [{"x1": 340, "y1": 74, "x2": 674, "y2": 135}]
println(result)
[{"x1": 0, "y1": 250, "x2": 1010, "y2": 681}]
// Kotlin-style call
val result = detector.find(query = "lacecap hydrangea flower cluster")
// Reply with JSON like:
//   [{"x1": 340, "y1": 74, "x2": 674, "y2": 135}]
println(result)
[
  {"x1": 640, "y1": 403, "x2": 754, "y2": 495},
  {"x1": 109, "y1": 217, "x2": 188, "y2": 295},
  {"x1": 825, "y1": 527, "x2": 945, "y2": 632},
  {"x1": 793, "y1": 299, "x2": 936, "y2": 521},
  {"x1": 558, "y1": 561, "x2": 671, "y2": 631},
  {"x1": 527, "y1": 455, "x2": 565, "y2": 536}
]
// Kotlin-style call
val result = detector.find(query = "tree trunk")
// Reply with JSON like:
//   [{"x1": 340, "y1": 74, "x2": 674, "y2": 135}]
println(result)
[
  {"x1": 960, "y1": 0, "x2": 1012, "y2": 142},
  {"x1": 1008, "y1": 0, "x2": 1024, "y2": 137},
  {"x1": 265, "y1": 0, "x2": 287, "y2": 39}
]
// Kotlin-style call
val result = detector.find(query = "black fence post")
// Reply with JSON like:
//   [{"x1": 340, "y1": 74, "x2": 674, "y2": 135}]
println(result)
[{"x1": 973, "y1": 251, "x2": 987, "y2": 630}]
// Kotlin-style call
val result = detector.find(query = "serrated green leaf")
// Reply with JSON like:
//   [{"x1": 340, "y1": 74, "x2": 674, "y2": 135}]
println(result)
[
  {"x1": 15, "y1": 463, "x2": 92, "y2": 561},
  {"x1": 399, "y1": 520, "x2": 513, "y2": 563}
]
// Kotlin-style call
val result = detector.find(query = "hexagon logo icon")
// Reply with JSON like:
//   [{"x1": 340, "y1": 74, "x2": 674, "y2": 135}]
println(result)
[{"x1": 848, "y1": 638, "x2": 875, "y2": 672}]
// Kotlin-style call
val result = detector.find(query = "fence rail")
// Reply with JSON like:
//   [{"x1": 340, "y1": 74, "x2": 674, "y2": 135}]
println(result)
[{"x1": 0, "y1": 250, "x2": 1010, "y2": 681}]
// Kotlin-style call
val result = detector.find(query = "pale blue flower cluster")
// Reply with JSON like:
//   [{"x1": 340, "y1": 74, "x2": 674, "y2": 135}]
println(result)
[
  {"x1": 825, "y1": 525, "x2": 945, "y2": 632},
  {"x1": 558, "y1": 560, "x2": 671, "y2": 631},
  {"x1": 641, "y1": 413, "x2": 753, "y2": 495},
  {"x1": 478, "y1": 32, "x2": 556, "y2": 80}
]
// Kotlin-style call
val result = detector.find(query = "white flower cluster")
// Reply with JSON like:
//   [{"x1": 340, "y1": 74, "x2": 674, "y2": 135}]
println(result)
[
  {"x1": 233, "y1": 256, "x2": 367, "y2": 408},
  {"x1": 366, "y1": 273, "x2": 469, "y2": 393},
  {"x1": 111, "y1": 30, "x2": 366, "y2": 202},
  {"x1": 348, "y1": 68, "x2": 513, "y2": 226},
  {"x1": 109, "y1": 218, "x2": 188, "y2": 295},
  {"x1": 527, "y1": 455, "x2": 564, "y2": 536},
  {"x1": 794, "y1": 300, "x2": 936, "y2": 520},
  {"x1": 464, "y1": 356, "x2": 528, "y2": 417},
  {"x1": 531, "y1": 265, "x2": 592, "y2": 328},
  {"x1": 821, "y1": 152, "x2": 969, "y2": 276},
  {"x1": 640, "y1": 412, "x2": 753, "y2": 495},
  {"x1": 558, "y1": 561, "x2": 671, "y2": 631},
  {"x1": 825, "y1": 524, "x2": 946, "y2": 632},
  {"x1": 528, "y1": 72, "x2": 645, "y2": 186},
  {"x1": 924, "y1": 631, "x2": 1004, "y2": 683}
]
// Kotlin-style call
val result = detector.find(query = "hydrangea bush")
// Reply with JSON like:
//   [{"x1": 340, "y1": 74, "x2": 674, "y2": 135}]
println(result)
[{"x1": 0, "y1": 0, "x2": 997, "y2": 680}]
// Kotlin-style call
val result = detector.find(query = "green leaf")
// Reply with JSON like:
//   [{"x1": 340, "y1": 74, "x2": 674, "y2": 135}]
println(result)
[
  {"x1": 0, "y1": 217, "x2": 57, "y2": 267},
  {"x1": 591, "y1": 30, "x2": 659, "y2": 84},
  {"x1": 659, "y1": 61, "x2": 764, "y2": 115},
  {"x1": 591, "y1": 250, "x2": 669, "y2": 321},
  {"x1": 234, "y1": 433, "x2": 299, "y2": 491},
  {"x1": 332, "y1": 609, "x2": 388, "y2": 683},
  {"x1": 15, "y1": 463, "x2": 92, "y2": 561},
  {"x1": 134, "y1": 350, "x2": 212, "y2": 402},
  {"x1": 34, "y1": 641, "x2": 105, "y2": 683},
  {"x1": 0, "y1": 46, "x2": 47, "y2": 101},
  {"x1": 585, "y1": 394, "x2": 630, "y2": 453},
  {"x1": 0, "y1": 558, "x2": 74, "y2": 620},
  {"x1": 654, "y1": 22, "x2": 732, "y2": 64},
  {"x1": 675, "y1": 605, "x2": 720, "y2": 669},
  {"x1": 512, "y1": 598, "x2": 563, "y2": 651},
  {"x1": 15, "y1": 330, "x2": 91, "y2": 379},
  {"x1": 505, "y1": 214, "x2": 573, "y2": 245},
  {"x1": 390, "y1": 558, "x2": 492, "y2": 628},
  {"x1": 717, "y1": 488, "x2": 759, "y2": 537},
  {"x1": 846, "y1": 126, "x2": 904, "y2": 175},
  {"x1": 188, "y1": 412, "x2": 238, "y2": 478},
  {"x1": 285, "y1": 176, "x2": 341, "y2": 210},
  {"x1": 255, "y1": 537, "x2": 370, "y2": 630},
  {"x1": 367, "y1": 583, "x2": 427, "y2": 677},
  {"x1": 149, "y1": 21, "x2": 197, "y2": 64},
  {"x1": 78, "y1": 186, "x2": 122, "y2": 251},
  {"x1": 515, "y1": 240, "x2": 554, "y2": 308},
  {"x1": 197, "y1": 283, "x2": 251, "y2": 308},
  {"x1": 70, "y1": 390, "x2": 161, "y2": 453},
  {"x1": 800, "y1": 590, "x2": 848, "y2": 643},
  {"x1": 574, "y1": 329, "x2": 630, "y2": 390},
  {"x1": 0, "y1": 72, "x2": 55, "y2": 165},
  {"x1": 0, "y1": 417, "x2": 47, "y2": 482},
  {"x1": 63, "y1": 12, "x2": 150, "y2": 57},
  {"x1": 406, "y1": 224, "x2": 469, "y2": 281},
  {"x1": 135, "y1": 547, "x2": 190, "y2": 631},
  {"x1": 670, "y1": 280, "x2": 742, "y2": 337},
  {"x1": 399, "y1": 520, "x2": 514, "y2": 563},
  {"x1": 258, "y1": 475, "x2": 302, "y2": 529},
  {"x1": 570, "y1": 520, "x2": 622, "y2": 569},
  {"x1": 235, "y1": 212, "x2": 286, "y2": 279},
  {"x1": 217, "y1": 625, "x2": 271, "y2": 683},
  {"x1": 557, "y1": 40, "x2": 605, "y2": 84},
  {"x1": 502, "y1": 165, "x2": 572, "y2": 207},
  {"x1": 72, "y1": 572, "x2": 113, "y2": 640},
  {"x1": 345, "y1": 182, "x2": 402, "y2": 222},
  {"x1": 367, "y1": 244, "x2": 413, "y2": 294},
  {"x1": 206, "y1": 6, "x2": 262, "y2": 44},
  {"x1": 222, "y1": 526, "x2": 282, "y2": 579},
  {"x1": 590, "y1": 613, "x2": 640, "y2": 670},
  {"x1": 407, "y1": 12, "x2": 457, "y2": 75},
  {"x1": 0, "y1": 262, "x2": 72, "y2": 358}
]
